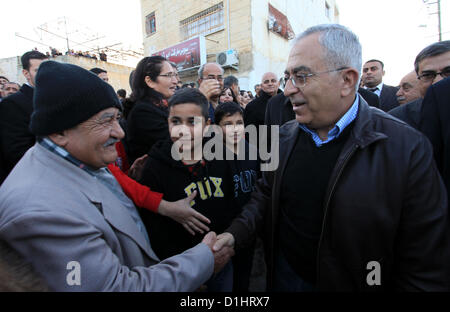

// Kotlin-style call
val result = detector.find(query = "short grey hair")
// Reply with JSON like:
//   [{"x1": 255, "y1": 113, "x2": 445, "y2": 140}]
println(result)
[
  {"x1": 198, "y1": 62, "x2": 224, "y2": 80},
  {"x1": 295, "y1": 24, "x2": 362, "y2": 90}
]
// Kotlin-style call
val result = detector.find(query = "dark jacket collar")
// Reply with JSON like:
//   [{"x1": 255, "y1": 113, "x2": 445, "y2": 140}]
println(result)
[
  {"x1": 20, "y1": 83, "x2": 34, "y2": 100},
  {"x1": 280, "y1": 95, "x2": 388, "y2": 150}
]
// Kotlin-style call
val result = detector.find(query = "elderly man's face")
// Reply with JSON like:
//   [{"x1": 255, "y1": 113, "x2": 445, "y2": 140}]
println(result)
[
  {"x1": 63, "y1": 107, "x2": 124, "y2": 169},
  {"x1": 396, "y1": 72, "x2": 421, "y2": 105},
  {"x1": 261, "y1": 73, "x2": 279, "y2": 96},
  {"x1": 284, "y1": 33, "x2": 350, "y2": 133}
]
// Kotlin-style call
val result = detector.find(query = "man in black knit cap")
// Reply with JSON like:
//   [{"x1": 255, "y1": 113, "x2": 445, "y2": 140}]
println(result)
[
  {"x1": 214, "y1": 24, "x2": 450, "y2": 292},
  {"x1": 0, "y1": 61, "x2": 231, "y2": 291}
]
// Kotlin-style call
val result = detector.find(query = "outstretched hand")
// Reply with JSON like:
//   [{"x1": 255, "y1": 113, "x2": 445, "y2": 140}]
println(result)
[
  {"x1": 128, "y1": 154, "x2": 148, "y2": 181},
  {"x1": 159, "y1": 191, "x2": 211, "y2": 235}
]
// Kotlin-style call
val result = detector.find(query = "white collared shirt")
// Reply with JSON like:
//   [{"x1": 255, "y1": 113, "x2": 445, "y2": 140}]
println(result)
[{"x1": 365, "y1": 82, "x2": 383, "y2": 97}]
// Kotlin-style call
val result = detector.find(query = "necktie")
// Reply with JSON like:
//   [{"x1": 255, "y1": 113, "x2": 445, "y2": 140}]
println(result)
[{"x1": 369, "y1": 87, "x2": 379, "y2": 93}]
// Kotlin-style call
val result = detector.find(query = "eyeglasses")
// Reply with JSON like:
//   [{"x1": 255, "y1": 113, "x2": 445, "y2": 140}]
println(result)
[
  {"x1": 202, "y1": 75, "x2": 224, "y2": 82},
  {"x1": 159, "y1": 72, "x2": 179, "y2": 79},
  {"x1": 285, "y1": 67, "x2": 349, "y2": 88},
  {"x1": 417, "y1": 68, "x2": 450, "y2": 82}
]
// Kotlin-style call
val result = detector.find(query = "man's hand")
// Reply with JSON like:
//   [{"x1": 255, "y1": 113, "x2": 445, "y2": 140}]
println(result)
[
  {"x1": 202, "y1": 232, "x2": 235, "y2": 274},
  {"x1": 198, "y1": 79, "x2": 221, "y2": 102},
  {"x1": 202, "y1": 231, "x2": 217, "y2": 249},
  {"x1": 158, "y1": 191, "x2": 211, "y2": 235},
  {"x1": 128, "y1": 154, "x2": 148, "y2": 181},
  {"x1": 213, "y1": 232, "x2": 235, "y2": 252}
]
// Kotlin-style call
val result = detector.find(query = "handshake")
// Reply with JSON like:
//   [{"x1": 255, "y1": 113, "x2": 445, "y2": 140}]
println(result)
[{"x1": 202, "y1": 232, "x2": 236, "y2": 273}]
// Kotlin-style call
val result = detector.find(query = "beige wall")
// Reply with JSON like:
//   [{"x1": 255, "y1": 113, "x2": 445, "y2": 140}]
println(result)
[
  {"x1": 141, "y1": 0, "x2": 252, "y2": 84},
  {"x1": 140, "y1": 0, "x2": 340, "y2": 90},
  {"x1": 0, "y1": 55, "x2": 134, "y2": 95}
]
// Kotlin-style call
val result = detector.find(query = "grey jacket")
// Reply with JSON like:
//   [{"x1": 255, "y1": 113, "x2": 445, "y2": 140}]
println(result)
[{"x1": 0, "y1": 143, "x2": 214, "y2": 291}]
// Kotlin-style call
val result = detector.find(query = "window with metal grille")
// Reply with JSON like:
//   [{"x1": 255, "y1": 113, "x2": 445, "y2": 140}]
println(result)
[
  {"x1": 146, "y1": 12, "x2": 156, "y2": 36},
  {"x1": 180, "y1": 3, "x2": 224, "y2": 40}
]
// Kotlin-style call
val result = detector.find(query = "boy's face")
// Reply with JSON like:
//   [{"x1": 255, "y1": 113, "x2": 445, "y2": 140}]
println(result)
[
  {"x1": 218, "y1": 112, "x2": 245, "y2": 146},
  {"x1": 168, "y1": 103, "x2": 206, "y2": 154}
]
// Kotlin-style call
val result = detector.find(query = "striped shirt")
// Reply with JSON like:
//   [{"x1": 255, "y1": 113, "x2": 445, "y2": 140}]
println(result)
[{"x1": 298, "y1": 96, "x2": 359, "y2": 147}]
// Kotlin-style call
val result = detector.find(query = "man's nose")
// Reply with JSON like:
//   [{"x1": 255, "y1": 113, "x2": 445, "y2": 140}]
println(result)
[
  {"x1": 433, "y1": 75, "x2": 444, "y2": 84},
  {"x1": 112, "y1": 120, "x2": 125, "y2": 140},
  {"x1": 283, "y1": 78, "x2": 298, "y2": 96}
]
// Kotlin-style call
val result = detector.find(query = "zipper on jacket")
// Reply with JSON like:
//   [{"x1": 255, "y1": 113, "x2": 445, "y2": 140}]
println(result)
[{"x1": 316, "y1": 143, "x2": 359, "y2": 288}]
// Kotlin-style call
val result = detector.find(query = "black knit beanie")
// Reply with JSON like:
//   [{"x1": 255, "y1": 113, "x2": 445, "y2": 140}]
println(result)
[{"x1": 30, "y1": 61, "x2": 122, "y2": 136}]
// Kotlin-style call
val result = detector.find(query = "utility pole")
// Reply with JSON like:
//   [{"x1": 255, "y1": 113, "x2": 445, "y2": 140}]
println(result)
[
  {"x1": 423, "y1": 0, "x2": 442, "y2": 41},
  {"x1": 437, "y1": 0, "x2": 442, "y2": 41},
  {"x1": 64, "y1": 16, "x2": 70, "y2": 52}
]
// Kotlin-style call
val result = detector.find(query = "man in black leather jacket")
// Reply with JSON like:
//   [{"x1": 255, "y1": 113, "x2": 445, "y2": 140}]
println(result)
[{"x1": 214, "y1": 24, "x2": 450, "y2": 292}]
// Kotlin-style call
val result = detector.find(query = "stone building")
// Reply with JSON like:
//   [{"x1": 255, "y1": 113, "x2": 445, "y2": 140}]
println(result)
[
  {"x1": 140, "y1": 0, "x2": 339, "y2": 91},
  {"x1": 0, "y1": 55, "x2": 134, "y2": 95}
]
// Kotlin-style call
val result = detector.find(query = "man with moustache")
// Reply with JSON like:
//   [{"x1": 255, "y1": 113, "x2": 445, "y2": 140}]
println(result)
[
  {"x1": 388, "y1": 71, "x2": 423, "y2": 129},
  {"x1": 0, "y1": 61, "x2": 232, "y2": 291}
]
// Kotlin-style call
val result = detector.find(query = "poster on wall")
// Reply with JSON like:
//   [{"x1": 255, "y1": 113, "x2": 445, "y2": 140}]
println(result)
[{"x1": 152, "y1": 36, "x2": 206, "y2": 71}]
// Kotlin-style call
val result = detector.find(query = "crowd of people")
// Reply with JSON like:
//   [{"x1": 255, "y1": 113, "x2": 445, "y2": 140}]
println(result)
[
  {"x1": 0, "y1": 23, "x2": 450, "y2": 292},
  {"x1": 30, "y1": 46, "x2": 109, "y2": 62}
]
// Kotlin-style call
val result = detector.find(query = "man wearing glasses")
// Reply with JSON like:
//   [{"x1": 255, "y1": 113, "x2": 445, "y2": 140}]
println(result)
[
  {"x1": 388, "y1": 41, "x2": 450, "y2": 130},
  {"x1": 198, "y1": 62, "x2": 224, "y2": 123},
  {"x1": 214, "y1": 24, "x2": 449, "y2": 291},
  {"x1": 418, "y1": 41, "x2": 450, "y2": 204}
]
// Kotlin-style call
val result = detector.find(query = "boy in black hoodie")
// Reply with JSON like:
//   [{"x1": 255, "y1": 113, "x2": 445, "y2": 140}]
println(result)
[
  {"x1": 139, "y1": 88, "x2": 238, "y2": 291},
  {"x1": 215, "y1": 102, "x2": 261, "y2": 292}
]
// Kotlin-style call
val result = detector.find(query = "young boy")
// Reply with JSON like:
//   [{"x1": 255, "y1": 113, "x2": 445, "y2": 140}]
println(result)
[
  {"x1": 215, "y1": 102, "x2": 261, "y2": 292},
  {"x1": 138, "y1": 88, "x2": 238, "y2": 291}
]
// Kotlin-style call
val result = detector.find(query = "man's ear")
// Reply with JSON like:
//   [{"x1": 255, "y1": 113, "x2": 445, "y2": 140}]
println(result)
[
  {"x1": 341, "y1": 69, "x2": 360, "y2": 97},
  {"x1": 22, "y1": 69, "x2": 30, "y2": 82},
  {"x1": 48, "y1": 131, "x2": 70, "y2": 147}
]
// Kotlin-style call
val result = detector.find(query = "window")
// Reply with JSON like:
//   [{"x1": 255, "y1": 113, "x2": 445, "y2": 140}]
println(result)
[
  {"x1": 180, "y1": 3, "x2": 224, "y2": 40},
  {"x1": 146, "y1": 12, "x2": 156, "y2": 36}
]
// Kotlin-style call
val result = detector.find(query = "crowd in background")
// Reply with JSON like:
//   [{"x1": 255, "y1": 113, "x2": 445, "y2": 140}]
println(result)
[{"x1": 0, "y1": 23, "x2": 450, "y2": 293}]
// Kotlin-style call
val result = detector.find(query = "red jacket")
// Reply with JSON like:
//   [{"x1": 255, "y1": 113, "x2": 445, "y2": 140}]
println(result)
[{"x1": 108, "y1": 163, "x2": 163, "y2": 213}]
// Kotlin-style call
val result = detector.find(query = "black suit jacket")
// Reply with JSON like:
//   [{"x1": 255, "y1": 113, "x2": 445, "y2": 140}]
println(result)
[
  {"x1": 0, "y1": 84, "x2": 35, "y2": 183},
  {"x1": 264, "y1": 92, "x2": 295, "y2": 151},
  {"x1": 244, "y1": 90, "x2": 281, "y2": 128},
  {"x1": 358, "y1": 88, "x2": 380, "y2": 108},
  {"x1": 388, "y1": 98, "x2": 423, "y2": 130},
  {"x1": 379, "y1": 84, "x2": 399, "y2": 112},
  {"x1": 264, "y1": 92, "x2": 295, "y2": 127},
  {"x1": 419, "y1": 77, "x2": 450, "y2": 198}
]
